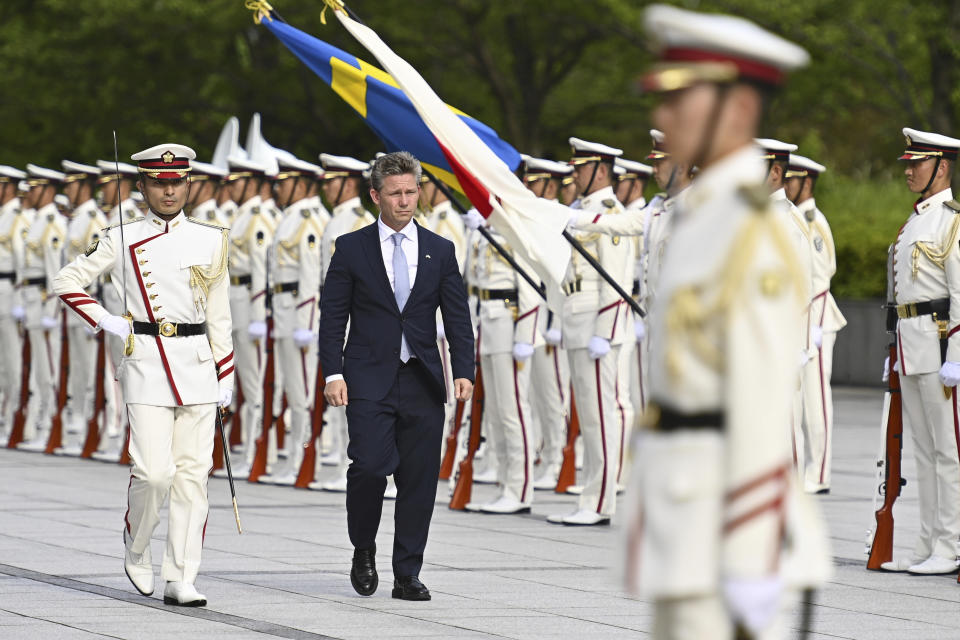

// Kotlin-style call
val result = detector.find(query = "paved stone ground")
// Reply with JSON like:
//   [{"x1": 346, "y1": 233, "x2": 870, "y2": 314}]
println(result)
[{"x1": 1, "y1": 387, "x2": 959, "y2": 639}]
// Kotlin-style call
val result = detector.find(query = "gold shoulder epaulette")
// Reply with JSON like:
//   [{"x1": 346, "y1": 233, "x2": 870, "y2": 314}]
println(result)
[
  {"x1": 945, "y1": 199, "x2": 960, "y2": 213},
  {"x1": 186, "y1": 216, "x2": 227, "y2": 230},
  {"x1": 737, "y1": 183, "x2": 770, "y2": 213},
  {"x1": 353, "y1": 207, "x2": 367, "y2": 217},
  {"x1": 103, "y1": 216, "x2": 144, "y2": 232},
  {"x1": 300, "y1": 208, "x2": 311, "y2": 218},
  {"x1": 602, "y1": 198, "x2": 616, "y2": 208}
]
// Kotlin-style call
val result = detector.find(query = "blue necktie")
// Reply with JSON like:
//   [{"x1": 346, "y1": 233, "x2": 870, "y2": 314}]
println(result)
[{"x1": 392, "y1": 232, "x2": 411, "y2": 362}]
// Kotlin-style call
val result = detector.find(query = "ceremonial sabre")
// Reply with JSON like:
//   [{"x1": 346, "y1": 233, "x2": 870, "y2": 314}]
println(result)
[
  {"x1": 216, "y1": 407, "x2": 243, "y2": 534},
  {"x1": 112, "y1": 131, "x2": 134, "y2": 356}
]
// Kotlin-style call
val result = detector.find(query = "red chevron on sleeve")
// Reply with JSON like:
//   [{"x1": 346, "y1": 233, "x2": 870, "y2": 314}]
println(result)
[{"x1": 59, "y1": 293, "x2": 98, "y2": 328}]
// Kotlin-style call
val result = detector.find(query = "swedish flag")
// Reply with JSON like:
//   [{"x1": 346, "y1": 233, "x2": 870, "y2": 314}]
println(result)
[{"x1": 260, "y1": 16, "x2": 521, "y2": 188}]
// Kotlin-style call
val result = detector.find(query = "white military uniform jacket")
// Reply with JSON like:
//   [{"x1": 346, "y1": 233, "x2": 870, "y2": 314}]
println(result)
[
  {"x1": 630, "y1": 147, "x2": 830, "y2": 597},
  {"x1": 271, "y1": 197, "x2": 324, "y2": 339},
  {"x1": 52, "y1": 210, "x2": 234, "y2": 407},
  {"x1": 192, "y1": 198, "x2": 231, "y2": 228},
  {"x1": 893, "y1": 187, "x2": 960, "y2": 375},
  {"x1": 426, "y1": 200, "x2": 467, "y2": 274},
  {"x1": 320, "y1": 196, "x2": 375, "y2": 283},
  {"x1": 21, "y1": 202, "x2": 66, "y2": 323},
  {"x1": 64, "y1": 199, "x2": 108, "y2": 328},
  {"x1": 470, "y1": 227, "x2": 542, "y2": 355},
  {"x1": 798, "y1": 198, "x2": 846, "y2": 335},
  {"x1": 229, "y1": 196, "x2": 274, "y2": 328},
  {"x1": 562, "y1": 186, "x2": 631, "y2": 350},
  {"x1": 771, "y1": 188, "x2": 815, "y2": 353},
  {"x1": 0, "y1": 197, "x2": 27, "y2": 313}
]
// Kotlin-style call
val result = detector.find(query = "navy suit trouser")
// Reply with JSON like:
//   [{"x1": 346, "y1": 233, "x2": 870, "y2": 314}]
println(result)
[{"x1": 345, "y1": 359, "x2": 444, "y2": 578}]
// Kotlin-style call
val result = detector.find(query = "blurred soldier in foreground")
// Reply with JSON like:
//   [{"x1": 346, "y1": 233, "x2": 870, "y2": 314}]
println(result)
[
  {"x1": 188, "y1": 161, "x2": 230, "y2": 227},
  {"x1": 785, "y1": 154, "x2": 846, "y2": 494},
  {"x1": 880, "y1": 128, "x2": 960, "y2": 575},
  {"x1": 53, "y1": 144, "x2": 234, "y2": 606},
  {"x1": 624, "y1": 5, "x2": 829, "y2": 638},
  {"x1": 0, "y1": 165, "x2": 27, "y2": 437}
]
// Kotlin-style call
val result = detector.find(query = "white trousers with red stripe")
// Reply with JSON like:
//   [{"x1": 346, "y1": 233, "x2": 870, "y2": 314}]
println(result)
[
  {"x1": 0, "y1": 313, "x2": 21, "y2": 429},
  {"x1": 66, "y1": 324, "x2": 97, "y2": 422},
  {"x1": 568, "y1": 345, "x2": 621, "y2": 516},
  {"x1": 480, "y1": 351, "x2": 534, "y2": 504},
  {"x1": 900, "y1": 371, "x2": 960, "y2": 562},
  {"x1": 616, "y1": 337, "x2": 637, "y2": 485},
  {"x1": 799, "y1": 331, "x2": 837, "y2": 491},
  {"x1": 232, "y1": 329, "x2": 265, "y2": 467},
  {"x1": 24, "y1": 327, "x2": 56, "y2": 439},
  {"x1": 271, "y1": 337, "x2": 315, "y2": 477},
  {"x1": 529, "y1": 344, "x2": 569, "y2": 473},
  {"x1": 125, "y1": 402, "x2": 214, "y2": 584}
]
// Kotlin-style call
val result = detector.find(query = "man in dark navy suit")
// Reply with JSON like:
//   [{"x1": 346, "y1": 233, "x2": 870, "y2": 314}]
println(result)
[{"x1": 319, "y1": 151, "x2": 474, "y2": 601}]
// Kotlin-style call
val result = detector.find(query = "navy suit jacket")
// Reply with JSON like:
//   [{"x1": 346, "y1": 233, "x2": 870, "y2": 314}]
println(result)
[{"x1": 318, "y1": 220, "x2": 474, "y2": 404}]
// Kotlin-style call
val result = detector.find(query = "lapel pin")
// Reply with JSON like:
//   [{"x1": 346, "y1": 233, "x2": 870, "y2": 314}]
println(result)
[{"x1": 425, "y1": 254, "x2": 431, "y2": 259}]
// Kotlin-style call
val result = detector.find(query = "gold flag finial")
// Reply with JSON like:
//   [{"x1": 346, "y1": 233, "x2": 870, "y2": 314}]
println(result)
[
  {"x1": 244, "y1": 0, "x2": 274, "y2": 25},
  {"x1": 320, "y1": 0, "x2": 347, "y2": 25}
]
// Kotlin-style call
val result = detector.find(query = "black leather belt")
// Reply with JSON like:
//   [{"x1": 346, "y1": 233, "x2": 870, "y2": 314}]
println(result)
[
  {"x1": 632, "y1": 279, "x2": 640, "y2": 296},
  {"x1": 0, "y1": 271, "x2": 14, "y2": 281},
  {"x1": 22, "y1": 276, "x2": 46, "y2": 287},
  {"x1": 133, "y1": 321, "x2": 207, "y2": 337},
  {"x1": 273, "y1": 281, "x2": 298, "y2": 294},
  {"x1": 896, "y1": 298, "x2": 949, "y2": 319},
  {"x1": 230, "y1": 274, "x2": 252, "y2": 287},
  {"x1": 650, "y1": 404, "x2": 723, "y2": 432},
  {"x1": 477, "y1": 287, "x2": 517, "y2": 302}
]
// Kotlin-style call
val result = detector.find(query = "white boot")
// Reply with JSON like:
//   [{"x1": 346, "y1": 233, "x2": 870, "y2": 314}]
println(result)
[{"x1": 163, "y1": 581, "x2": 207, "y2": 607}]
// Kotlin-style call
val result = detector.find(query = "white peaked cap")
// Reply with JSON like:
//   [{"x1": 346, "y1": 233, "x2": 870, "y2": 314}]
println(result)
[
  {"x1": 97, "y1": 159, "x2": 139, "y2": 176},
  {"x1": 191, "y1": 160, "x2": 228, "y2": 177},
  {"x1": 26, "y1": 164, "x2": 66, "y2": 182},
  {"x1": 0, "y1": 165, "x2": 27, "y2": 180},
  {"x1": 616, "y1": 158, "x2": 654, "y2": 176},
  {"x1": 319, "y1": 153, "x2": 370, "y2": 175},
  {"x1": 61, "y1": 160, "x2": 101, "y2": 176},
  {"x1": 227, "y1": 156, "x2": 269, "y2": 174},
  {"x1": 131, "y1": 144, "x2": 196, "y2": 162},
  {"x1": 787, "y1": 154, "x2": 826, "y2": 175},
  {"x1": 212, "y1": 116, "x2": 243, "y2": 170},
  {"x1": 754, "y1": 138, "x2": 797, "y2": 162},
  {"x1": 277, "y1": 154, "x2": 322, "y2": 175},
  {"x1": 900, "y1": 127, "x2": 960, "y2": 161},
  {"x1": 523, "y1": 156, "x2": 574, "y2": 177},
  {"x1": 642, "y1": 4, "x2": 808, "y2": 92},
  {"x1": 568, "y1": 137, "x2": 623, "y2": 163}
]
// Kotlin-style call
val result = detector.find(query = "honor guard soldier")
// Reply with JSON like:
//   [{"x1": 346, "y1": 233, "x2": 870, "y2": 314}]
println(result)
[
  {"x1": 188, "y1": 161, "x2": 230, "y2": 227},
  {"x1": 258, "y1": 154, "x2": 325, "y2": 485},
  {"x1": 226, "y1": 155, "x2": 275, "y2": 474},
  {"x1": 881, "y1": 128, "x2": 960, "y2": 575},
  {"x1": 61, "y1": 160, "x2": 108, "y2": 449},
  {"x1": 53, "y1": 143, "x2": 234, "y2": 606},
  {"x1": 463, "y1": 209, "x2": 542, "y2": 514},
  {"x1": 18, "y1": 165, "x2": 67, "y2": 451},
  {"x1": 0, "y1": 165, "x2": 27, "y2": 437},
  {"x1": 313, "y1": 153, "x2": 375, "y2": 491},
  {"x1": 94, "y1": 159, "x2": 140, "y2": 457},
  {"x1": 785, "y1": 154, "x2": 846, "y2": 494},
  {"x1": 520, "y1": 156, "x2": 573, "y2": 490},
  {"x1": 624, "y1": 6, "x2": 831, "y2": 638},
  {"x1": 547, "y1": 137, "x2": 631, "y2": 526}
]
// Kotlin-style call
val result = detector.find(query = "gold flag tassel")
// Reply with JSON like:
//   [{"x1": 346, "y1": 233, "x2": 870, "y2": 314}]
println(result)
[
  {"x1": 320, "y1": 0, "x2": 347, "y2": 24},
  {"x1": 244, "y1": 0, "x2": 274, "y2": 24}
]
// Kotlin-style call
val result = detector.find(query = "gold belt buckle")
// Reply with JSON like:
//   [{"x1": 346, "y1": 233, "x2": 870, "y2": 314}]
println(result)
[{"x1": 159, "y1": 321, "x2": 177, "y2": 337}]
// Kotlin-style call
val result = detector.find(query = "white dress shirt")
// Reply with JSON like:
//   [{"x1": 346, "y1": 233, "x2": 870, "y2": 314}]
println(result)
[{"x1": 325, "y1": 217, "x2": 419, "y2": 383}]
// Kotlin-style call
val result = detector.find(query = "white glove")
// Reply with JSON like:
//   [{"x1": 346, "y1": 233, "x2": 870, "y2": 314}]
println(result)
[
  {"x1": 567, "y1": 209, "x2": 583, "y2": 228},
  {"x1": 218, "y1": 386, "x2": 233, "y2": 408},
  {"x1": 544, "y1": 327, "x2": 562, "y2": 346},
  {"x1": 248, "y1": 320, "x2": 267, "y2": 340},
  {"x1": 634, "y1": 318, "x2": 646, "y2": 342},
  {"x1": 293, "y1": 328, "x2": 315, "y2": 348},
  {"x1": 512, "y1": 342, "x2": 534, "y2": 361},
  {"x1": 11, "y1": 305, "x2": 25, "y2": 320},
  {"x1": 882, "y1": 356, "x2": 890, "y2": 383},
  {"x1": 939, "y1": 361, "x2": 960, "y2": 387},
  {"x1": 811, "y1": 325, "x2": 823, "y2": 349},
  {"x1": 463, "y1": 209, "x2": 486, "y2": 230},
  {"x1": 722, "y1": 576, "x2": 784, "y2": 636},
  {"x1": 436, "y1": 322, "x2": 446, "y2": 341},
  {"x1": 587, "y1": 335, "x2": 610, "y2": 360},
  {"x1": 41, "y1": 316, "x2": 58, "y2": 330},
  {"x1": 99, "y1": 314, "x2": 131, "y2": 339}
]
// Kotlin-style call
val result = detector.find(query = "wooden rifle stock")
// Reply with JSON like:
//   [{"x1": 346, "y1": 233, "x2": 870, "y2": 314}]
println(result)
[
  {"x1": 555, "y1": 387, "x2": 579, "y2": 493},
  {"x1": 276, "y1": 397, "x2": 288, "y2": 451},
  {"x1": 438, "y1": 398, "x2": 466, "y2": 480},
  {"x1": 211, "y1": 420, "x2": 225, "y2": 472},
  {"x1": 228, "y1": 384, "x2": 243, "y2": 448},
  {"x1": 248, "y1": 319, "x2": 275, "y2": 483},
  {"x1": 7, "y1": 328, "x2": 30, "y2": 449},
  {"x1": 449, "y1": 368, "x2": 483, "y2": 510},
  {"x1": 295, "y1": 364, "x2": 326, "y2": 488},
  {"x1": 867, "y1": 344, "x2": 905, "y2": 570},
  {"x1": 44, "y1": 311, "x2": 69, "y2": 454},
  {"x1": 80, "y1": 331, "x2": 107, "y2": 458}
]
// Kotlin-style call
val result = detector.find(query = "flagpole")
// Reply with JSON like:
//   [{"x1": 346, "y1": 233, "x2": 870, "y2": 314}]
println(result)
[{"x1": 422, "y1": 168, "x2": 547, "y2": 301}]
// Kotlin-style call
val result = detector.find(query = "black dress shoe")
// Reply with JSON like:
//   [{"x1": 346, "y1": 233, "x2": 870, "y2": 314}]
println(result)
[
  {"x1": 350, "y1": 545, "x2": 378, "y2": 596},
  {"x1": 392, "y1": 575, "x2": 431, "y2": 601}
]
